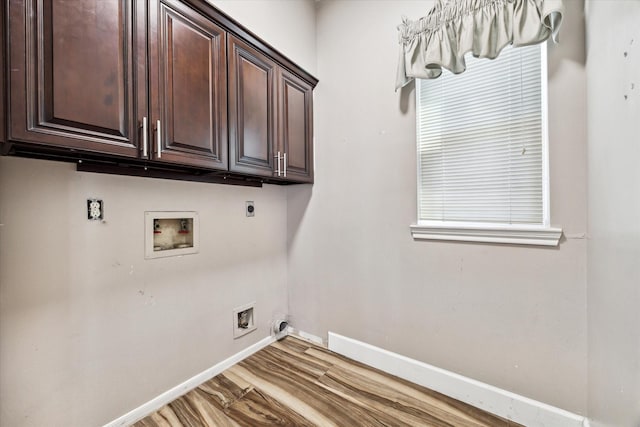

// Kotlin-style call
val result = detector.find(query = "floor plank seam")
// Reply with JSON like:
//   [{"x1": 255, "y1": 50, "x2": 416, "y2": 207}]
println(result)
[{"x1": 132, "y1": 337, "x2": 523, "y2": 427}]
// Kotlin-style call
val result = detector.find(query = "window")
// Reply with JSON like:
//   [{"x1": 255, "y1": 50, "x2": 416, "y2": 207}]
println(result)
[{"x1": 411, "y1": 43, "x2": 562, "y2": 246}]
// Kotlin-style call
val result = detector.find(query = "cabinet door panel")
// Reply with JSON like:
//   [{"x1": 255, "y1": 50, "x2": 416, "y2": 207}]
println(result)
[
  {"x1": 150, "y1": 0, "x2": 227, "y2": 170},
  {"x1": 8, "y1": 0, "x2": 139, "y2": 156},
  {"x1": 240, "y1": 62, "x2": 270, "y2": 162},
  {"x1": 228, "y1": 35, "x2": 276, "y2": 177},
  {"x1": 278, "y1": 69, "x2": 314, "y2": 183}
]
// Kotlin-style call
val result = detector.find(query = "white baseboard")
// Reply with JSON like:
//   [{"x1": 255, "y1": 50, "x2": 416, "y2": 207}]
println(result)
[
  {"x1": 103, "y1": 335, "x2": 275, "y2": 427},
  {"x1": 328, "y1": 332, "x2": 590, "y2": 427},
  {"x1": 287, "y1": 327, "x2": 324, "y2": 346}
]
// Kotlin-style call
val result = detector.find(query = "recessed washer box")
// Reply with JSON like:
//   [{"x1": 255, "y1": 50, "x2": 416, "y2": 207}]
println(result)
[
  {"x1": 145, "y1": 211, "x2": 199, "y2": 259},
  {"x1": 233, "y1": 302, "x2": 257, "y2": 339}
]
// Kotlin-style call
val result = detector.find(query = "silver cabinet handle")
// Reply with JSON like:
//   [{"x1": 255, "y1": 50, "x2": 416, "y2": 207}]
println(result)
[
  {"x1": 142, "y1": 117, "x2": 148, "y2": 157},
  {"x1": 156, "y1": 120, "x2": 161, "y2": 159},
  {"x1": 283, "y1": 152, "x2": 287, "y2": 177},
  {"x1": 274, "y1": 151, "x2": 281, "y2": 176}
]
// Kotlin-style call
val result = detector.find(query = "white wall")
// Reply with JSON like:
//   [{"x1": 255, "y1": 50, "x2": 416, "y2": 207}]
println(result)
[
  {"x1": 288, "y1": 0, "x2": 589, "y2": 414},
  {"x1": 586, "y1": 2, "x2": 640, "y2": 426},
  {"x1": 209, "y1": 0, "x2": 317, "y2": 76},
  {"x1": 0, "y1": 1, "x2": 317, "y2": 426},
  {"x1": 0, "y1": 158, "x2": 288, "y2": 426}
]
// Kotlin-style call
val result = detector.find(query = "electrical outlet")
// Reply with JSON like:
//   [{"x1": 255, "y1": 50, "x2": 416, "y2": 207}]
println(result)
[
  {"x1": 87, "y1": 199, "x2": 104, "y2": 220},
  {"x1": 246, "y1": 201, "x2": 255, "y2": 217}
]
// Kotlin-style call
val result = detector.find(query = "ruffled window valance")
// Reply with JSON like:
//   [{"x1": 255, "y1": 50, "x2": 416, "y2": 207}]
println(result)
[{"x1": 395, "y1": 0, "x2": 564, "y2": 90}]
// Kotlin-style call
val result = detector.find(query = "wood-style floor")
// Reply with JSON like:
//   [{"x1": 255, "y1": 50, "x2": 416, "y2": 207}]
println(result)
[{"x1": 132, "y1": 336, "x2": 522, "y2": 427}]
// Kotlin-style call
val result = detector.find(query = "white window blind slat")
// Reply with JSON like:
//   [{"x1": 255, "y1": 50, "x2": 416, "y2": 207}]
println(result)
[{"x1": 416, "y1": 44, "x2": 547, "y2": 226}]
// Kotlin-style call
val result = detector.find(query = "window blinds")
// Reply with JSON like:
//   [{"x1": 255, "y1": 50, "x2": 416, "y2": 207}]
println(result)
[{"x1": 416, "y1": 44, "x2": 547, "y2": 225}]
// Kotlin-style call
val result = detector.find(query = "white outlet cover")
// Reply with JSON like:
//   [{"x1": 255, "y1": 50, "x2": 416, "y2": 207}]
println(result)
[{"x1": 87, "y1": 199, "x2": 103, "y2": 220}]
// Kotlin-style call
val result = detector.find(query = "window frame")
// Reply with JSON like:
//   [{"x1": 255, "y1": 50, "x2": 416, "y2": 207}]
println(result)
[{"x1": 411, "y1": 43, "x2": 562, "y2": 246}]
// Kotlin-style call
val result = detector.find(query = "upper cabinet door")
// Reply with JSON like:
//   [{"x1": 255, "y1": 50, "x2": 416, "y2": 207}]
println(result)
[
  {"x1": 277, "y1": 69, "x2": 314, "y2": 183},
  {"x1": 8, "y1": 0, "x2": 140, "y2": 157},
  {"x1": 148, "y1": 0, "x2": 227, "y2": 170},
  {"x1": 228, "y1": 35, "x2": 277, "y2": 178}
]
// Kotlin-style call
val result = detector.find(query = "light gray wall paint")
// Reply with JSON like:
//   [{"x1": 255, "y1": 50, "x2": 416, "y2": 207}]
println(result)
[
  {"x1": 0, "y1": 158, "x2": 287, "y2": 426},
  {"x1": 209, "y1": 0, "x2": 317, "y2": 76},
  {"x1": 287, "y1": 0, "x2": 588, "y2": 414},
  {"x1": 0, "y1": 1, "x2": 317, "y2": 425},
  {"x1": 586, "y1": 2, "x2": 640, "y2": 426}
]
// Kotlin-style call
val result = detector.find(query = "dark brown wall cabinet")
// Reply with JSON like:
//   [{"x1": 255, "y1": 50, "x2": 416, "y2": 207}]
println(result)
[
  {"x1": 228, "y1": 35, "x2": 277, "y2": 178},
  {"x1": 3, "y1": 0, "x2": 316, "y2": 183},
  {"x1": 8, "y1": 1, "x2": 140, "y2": 157},
  {"x1": 228, "y1": 36, "x2": 314, "y2": 183},
  {"x1": 149, "y1": 0, "x2": 228, "y2": 169},
  {"x1": 7, "y1": 0, "x2": 227, "y2": 169},
  {"x1": 277, "y1": 68, "x2": 314, "y2": 183}
]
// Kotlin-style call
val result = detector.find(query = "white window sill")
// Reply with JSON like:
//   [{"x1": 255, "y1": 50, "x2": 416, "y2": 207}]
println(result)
[{"x1": 410, "y1": 223, "x2": 563, "y2": 247}]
